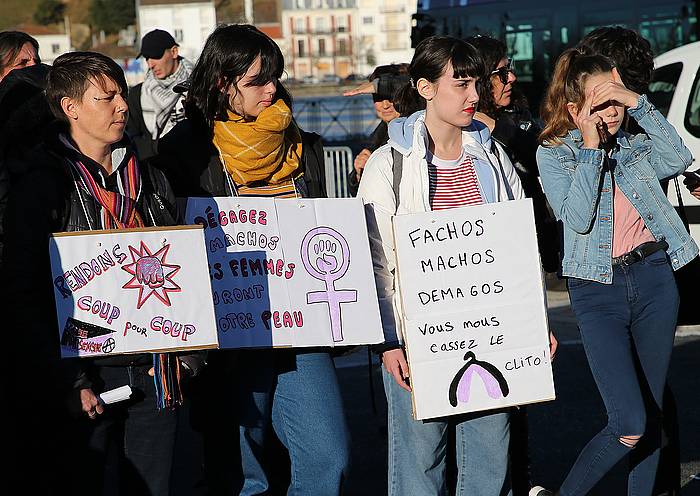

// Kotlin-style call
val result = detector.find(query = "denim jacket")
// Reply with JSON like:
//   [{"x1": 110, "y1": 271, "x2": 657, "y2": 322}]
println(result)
[{"x1": 537, "y1": 94, "x2": 698, "y2": 283}]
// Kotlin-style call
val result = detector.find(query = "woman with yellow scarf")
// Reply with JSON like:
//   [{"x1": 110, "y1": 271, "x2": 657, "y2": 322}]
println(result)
[{"x1": 155, "y1": 25, "x2": 348, "y2": 495}]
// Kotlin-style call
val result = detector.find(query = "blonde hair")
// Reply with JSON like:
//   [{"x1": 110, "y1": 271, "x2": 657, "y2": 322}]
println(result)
[{"x1": 539, "y1": 48, "x2": 615, "y2": 145}]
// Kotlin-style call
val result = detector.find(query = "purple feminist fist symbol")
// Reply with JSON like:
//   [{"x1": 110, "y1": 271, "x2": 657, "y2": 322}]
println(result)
[
  {"x1": 136, "y1": 256, "x2": 165, "y2": 288},
  {"x1": 301, "y1": 227, "x2": 357, "y2": 342}
]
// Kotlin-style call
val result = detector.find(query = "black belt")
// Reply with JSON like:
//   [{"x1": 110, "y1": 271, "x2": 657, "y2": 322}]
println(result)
[{"x1": 611, "y1": 240, "x2": 669, "y2": 266}]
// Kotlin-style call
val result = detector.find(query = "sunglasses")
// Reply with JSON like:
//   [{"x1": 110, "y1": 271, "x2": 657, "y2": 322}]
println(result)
[
  {"x1": 490, "y1": 59, "x2": 516, "y2": 85},
  {"x1": 372, "y1": 94, "x2": 392, "y2": 103}
]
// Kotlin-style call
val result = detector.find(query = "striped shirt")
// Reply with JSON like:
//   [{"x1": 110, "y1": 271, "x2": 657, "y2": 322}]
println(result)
[
  {"x1": 428, "y1": 151, "x2": 484, "y2": 210},
  {"x1": 231, "y1": 174, "x2": 303, "y2": 198}
]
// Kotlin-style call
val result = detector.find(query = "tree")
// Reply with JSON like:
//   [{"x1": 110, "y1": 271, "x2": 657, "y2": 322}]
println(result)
[
  {"x1": 33, "y1": 0, "x2": 66, "y2": 26},
  {"x1": 89, "y1": 0, "x2": 135, "y2": 35}
]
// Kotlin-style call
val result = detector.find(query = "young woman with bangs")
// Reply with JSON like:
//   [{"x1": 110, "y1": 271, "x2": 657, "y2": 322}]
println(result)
[
  {"x1": 531, "y1": 49, "x2": 697, "y2": 496},
  {"x1": 156, "y1": 25, "x2": 349, "y2": 495},
  {"x1": 358, "y1": 35, "x2": 552, "y2": 496}
]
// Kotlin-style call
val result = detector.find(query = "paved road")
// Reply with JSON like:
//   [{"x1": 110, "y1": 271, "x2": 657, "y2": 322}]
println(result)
[{"x1": 173, "y1": 289, "x2": 700, "y2": 495}]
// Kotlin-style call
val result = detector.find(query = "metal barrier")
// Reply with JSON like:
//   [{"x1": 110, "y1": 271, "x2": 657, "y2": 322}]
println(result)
[
  {"x1": 323, "y1": 146, "x2": 354, "y2": 198},
  {"x1": 294, "y1": 95, "x2": 379, "y2": 142}
]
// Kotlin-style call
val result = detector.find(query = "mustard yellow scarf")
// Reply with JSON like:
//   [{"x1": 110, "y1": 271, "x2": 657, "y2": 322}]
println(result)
[{"x1": 212, "y1": 99, "x2": 303, "y2": 186}]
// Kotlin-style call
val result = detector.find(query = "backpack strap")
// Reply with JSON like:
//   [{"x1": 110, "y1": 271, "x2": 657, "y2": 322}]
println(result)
[
  {"x1": 490, "y1": 140, "x2": 515, "y2": 201},
  {"x1": 391, "y1": 147, "x2": 403, "y2": 212}
]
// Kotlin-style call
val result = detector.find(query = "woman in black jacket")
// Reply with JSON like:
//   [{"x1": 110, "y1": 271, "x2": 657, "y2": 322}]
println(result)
[
  {"x1": 156, "y1": 24, "x2": 350, "y2": 495},
  {"x1": 2, "y1": 51, "x2": 202, "y2": 495},
  {"x1": 466, "y1": 35, "x2": 559, "y2": 274}
]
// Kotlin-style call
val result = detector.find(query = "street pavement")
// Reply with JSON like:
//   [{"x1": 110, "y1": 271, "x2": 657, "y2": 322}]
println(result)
[{"x1": 173, "y1": 287, "x2": 700, "y2": 495}]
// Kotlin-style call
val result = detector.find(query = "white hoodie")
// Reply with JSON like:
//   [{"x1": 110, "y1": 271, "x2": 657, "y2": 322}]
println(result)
[{"x1": 358, "y1": 111, "x2": 524, "y2": 346}]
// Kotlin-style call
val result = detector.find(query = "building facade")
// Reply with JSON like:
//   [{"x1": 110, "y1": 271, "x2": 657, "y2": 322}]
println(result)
[
  {"x1": 282, "y1": 0, "x2": 416, "y2": 79},
  {"x1": 136, "y1": 0, "x2": 217, "y2": 61},
  {"x1": 12, "y1": 23, "x2": 72, "y2": 65}
]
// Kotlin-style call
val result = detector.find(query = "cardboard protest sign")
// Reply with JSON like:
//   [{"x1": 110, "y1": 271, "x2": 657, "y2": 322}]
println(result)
[
  {"x1": 185, "y1": 197, "x2": 384, "y2": 348},
  {"x1": 50, "y1": 226, "x2": 218, "y2": 358},
  {"x1": 393, "y1": 199, "x2": 555, "y2": 420}
]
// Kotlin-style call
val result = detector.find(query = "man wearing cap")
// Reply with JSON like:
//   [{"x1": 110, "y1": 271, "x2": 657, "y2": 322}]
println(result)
[{"x1": 127, "y1": 29, "x2": 193, "y2": 162}]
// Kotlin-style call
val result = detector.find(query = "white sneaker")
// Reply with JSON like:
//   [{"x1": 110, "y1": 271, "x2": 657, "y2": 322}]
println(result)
[{"x1": 528, "y1": 487, "x2": 554, "y2": 496}]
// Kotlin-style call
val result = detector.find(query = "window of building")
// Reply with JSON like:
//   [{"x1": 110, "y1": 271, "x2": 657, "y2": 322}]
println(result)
[
  {"x1": 296, "y1": 0, "x2": 305, "y2": 8},
  {"x1": 51, "y1": 43, "x2": 60, "y2": 54},
  {"x1": 174, "y1": 29, "x2": 184, "y2": 43},
  {"x1": 318, "y1": 38, "x2": 326, "y2": 56},
  {"x1": 298, "y1": 39, "x2": 306, "y2": 57},
  {"x1": 295, "y1": 18, "x2": 305, "y2": 33},
  {"x1": 337, "y1": 16, "x2": 347, "y2": 32},
  {"x1": 316, "y1": 17, "x2": 326, "y2": 32},
  {"x1": 363, "y1": 16, "x2": 373, "y2": 24},
  {"x1": 337, "y1": 38, "x2": 347, "y2": 55}
]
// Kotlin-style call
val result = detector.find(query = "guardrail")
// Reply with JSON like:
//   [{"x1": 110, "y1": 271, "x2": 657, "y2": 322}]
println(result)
[
  {"x1": 293, "y1": 94, "x2": 379, "y2": 142},
  {"x1": 323, "y1": 146, "x2": 354, "y2": 198}
]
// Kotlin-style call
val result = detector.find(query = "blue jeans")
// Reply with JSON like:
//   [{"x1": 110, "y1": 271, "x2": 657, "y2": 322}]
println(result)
[
  {"x1": 198, "y1": 349, "x2": 351, "y2": 495},
  {"x1": 382, "y1": 366, "x2": 511, "y2": 496},
  {"x1": 561, "y1": 250, "x2": 679, "y2": 496}
]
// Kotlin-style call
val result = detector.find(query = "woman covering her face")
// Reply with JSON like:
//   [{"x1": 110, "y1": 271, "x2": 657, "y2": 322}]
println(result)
[{"x1": 531, "y1": 49, "x2": 698, "y2": 496}]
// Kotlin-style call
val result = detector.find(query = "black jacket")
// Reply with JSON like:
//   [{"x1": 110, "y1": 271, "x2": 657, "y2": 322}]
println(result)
[
  {"x1": 490, "y1": 105, "x2": 560, "y2": 273},
  {"x1": 1, "y1": 130, "x2": 202, "y2": 395},
  {"x1": 0, "y1": 63, "x2": 53, "y2": 263},
  {"x1": 126, "y1": 83, "x2": 160, "y2": 163},
  {"x1": 154, "y1": 119, "x2": 327, "y2": 199}
]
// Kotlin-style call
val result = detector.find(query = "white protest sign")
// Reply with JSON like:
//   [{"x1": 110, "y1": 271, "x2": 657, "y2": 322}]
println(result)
[
  {"x1": 185, "y1": 197, "x2": 384, "y2": 348},
  {"x1": 393, "y1": 199, "x2": 555, "y2": 420},
  {"x1": 50, "y1": 226, "x2": 218, "y2": 358}
]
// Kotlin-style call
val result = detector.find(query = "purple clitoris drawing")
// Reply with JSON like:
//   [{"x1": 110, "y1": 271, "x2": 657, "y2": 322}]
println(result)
[
  {"x1": 301, "y1": 227, "x2": 357, "y2": 342},
  {"x1": 448, "y1": 351, "x2": 509, "y2": 407}
]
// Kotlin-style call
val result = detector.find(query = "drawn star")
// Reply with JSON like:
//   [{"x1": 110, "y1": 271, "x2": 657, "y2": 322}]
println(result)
[{"x1": 122, "y1": 241, "x2": 181, "y2": 309}]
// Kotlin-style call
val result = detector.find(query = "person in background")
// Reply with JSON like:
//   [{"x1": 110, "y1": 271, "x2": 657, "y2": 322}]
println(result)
[
  {"x1": 0, "y1": 32, "x2": 49, "y2": 266},
  {"x1": 0, "y1": 30, "x2": 39, "y2": 82},
  {"x1": 156, "y1": 24, "x2": 349, "y2": 495},
  {"x1": 465, "y1": 34, "x2": 558, "y2": 496},
  {"x1": 577, "y1": 27, "x2": 681, "y2": 496},
  {"x1": 126, "y1": 29, "x2": 193, "y2": 163},
  {"x1": 2, "y1": 51, "x2": 203, "y2": 495},
  {"x1": 342, "y1": 64, "x2": 409, "y2": 196},
  {"x1": 531, "y1": 48, "x2": 696, "y2": 496},
  {"x1": 466, "y1": 34, "x2": 559, "y2": 274}
]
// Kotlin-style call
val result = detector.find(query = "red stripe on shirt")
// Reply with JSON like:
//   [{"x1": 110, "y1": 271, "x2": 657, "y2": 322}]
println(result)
[{"x1": 429, "y1": 155, "x2": 484, "y2": 210}]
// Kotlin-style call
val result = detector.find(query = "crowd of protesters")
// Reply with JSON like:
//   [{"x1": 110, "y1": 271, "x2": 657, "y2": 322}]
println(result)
[{"x1": 0, "y1": 21, "x2": 698, "y2": 496}]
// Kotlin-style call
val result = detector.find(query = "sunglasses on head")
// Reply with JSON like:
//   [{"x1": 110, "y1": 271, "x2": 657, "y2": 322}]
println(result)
[{"x1": 490, "y1": 59, "x2": 515, "y2": 85}]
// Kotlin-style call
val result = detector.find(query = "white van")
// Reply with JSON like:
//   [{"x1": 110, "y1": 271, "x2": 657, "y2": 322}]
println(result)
[{"x1": 651, "y1": 41, "x2": 700, "y2": 239}]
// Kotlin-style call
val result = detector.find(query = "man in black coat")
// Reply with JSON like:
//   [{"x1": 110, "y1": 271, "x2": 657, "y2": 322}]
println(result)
[{"x1": 126, "y1": 29, "x2": 193, "y2": 163}]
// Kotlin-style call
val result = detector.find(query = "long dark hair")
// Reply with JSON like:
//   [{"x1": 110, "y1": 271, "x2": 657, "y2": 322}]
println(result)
[
  {"x1": 539, "y1": 49, "x2": 615, "y2": 144},
  {"x1": 185, "y1": 24, "x2": 290, "y2": 130},
  {"x1": 394, "y1": 36, "x2": 485, "y2": 116},
  {"x1": 464, "y1": 35, "x2": 506, "y2": 118}
]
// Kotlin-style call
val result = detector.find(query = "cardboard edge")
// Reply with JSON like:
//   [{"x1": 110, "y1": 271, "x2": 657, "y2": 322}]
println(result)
[{"x1": 52, "y1": 224, "x2": 203, "y2": 237}]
